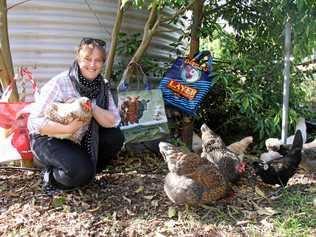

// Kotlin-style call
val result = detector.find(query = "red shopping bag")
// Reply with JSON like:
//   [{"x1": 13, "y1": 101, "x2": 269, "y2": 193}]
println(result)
[
  {"x1": 0, "y1": 102, "x2": 32, "y2": 160},
  {"x1": 0, "y1": 67, "x2": 37, "y2": 162}
]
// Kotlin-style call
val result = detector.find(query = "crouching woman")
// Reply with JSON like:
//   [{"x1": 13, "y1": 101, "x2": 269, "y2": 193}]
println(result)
[{"x1": 28, "y1": 38, "x2": 124, "y2": 193}]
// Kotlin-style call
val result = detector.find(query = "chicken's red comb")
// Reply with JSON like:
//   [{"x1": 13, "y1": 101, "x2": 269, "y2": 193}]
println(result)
[{"x1": 82, "y1": 101, "x2": 92, "y2": 111}]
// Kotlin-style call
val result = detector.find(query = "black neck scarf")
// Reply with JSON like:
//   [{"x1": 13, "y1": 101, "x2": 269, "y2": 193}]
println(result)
[{"x1": 68, "y1": 61, "x2": 109, "y2": 169}]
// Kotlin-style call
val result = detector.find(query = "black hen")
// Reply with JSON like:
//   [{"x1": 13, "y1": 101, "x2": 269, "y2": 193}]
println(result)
[{"x1": 252, "y1": 130, "x2": 303, "y2": 186}]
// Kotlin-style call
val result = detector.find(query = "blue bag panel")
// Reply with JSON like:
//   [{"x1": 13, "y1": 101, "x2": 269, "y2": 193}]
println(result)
[{"x1": 160, "y1": 56, "x2": 213, "y2": 116}]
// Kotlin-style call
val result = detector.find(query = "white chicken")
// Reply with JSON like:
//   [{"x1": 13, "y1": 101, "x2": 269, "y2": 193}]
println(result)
[
  {"x1": 44, "y1": 97, "x2": 93, "y2": 142},
  {"x1": 44, "y1": 97, "x2": 93, "y2": 125},
  {"x1": 227, "y1": 136, "x2": 253, "y2": 155},
  {"x1": 265, "y1": 117, "x2": 307, "y2": 151}
]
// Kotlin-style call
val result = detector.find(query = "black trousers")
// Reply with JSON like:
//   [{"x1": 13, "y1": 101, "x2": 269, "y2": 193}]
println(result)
[{"x1": 30, "y1": 127, "x2": 124, "y2": 189}]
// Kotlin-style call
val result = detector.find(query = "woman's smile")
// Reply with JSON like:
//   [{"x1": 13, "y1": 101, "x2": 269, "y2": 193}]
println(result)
[{"x1": 78, "y1": 48, "x2": 104, "y2": 80}]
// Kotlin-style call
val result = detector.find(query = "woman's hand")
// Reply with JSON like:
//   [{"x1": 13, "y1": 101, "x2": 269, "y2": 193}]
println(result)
[
  {"x1": 92, "y1": 103, "x2": 116, "y2": 128},
  {"x1": 39, "y1": 118, "x2": 85, "y2": 136},
  {"x1": 65, "y1": 118, "x2": 85, "y2": 134}
]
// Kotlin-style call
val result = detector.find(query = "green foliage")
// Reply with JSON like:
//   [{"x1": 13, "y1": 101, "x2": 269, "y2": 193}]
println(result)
[
  {"x1": 271, "y1": 188, "x2": 316, "y2": 237},
  {"x1": 112, "y1": 32, "x2": 169, "y2": 82},
  {"x1": 52, "y1": 196, "x2": 66, "y2": 208},
  {"x1": 197, "y1": 0, "x2": 315, "y2": 147},
  {"x1": 118, "y1": 0, "x2": 315, "y2": 147}
]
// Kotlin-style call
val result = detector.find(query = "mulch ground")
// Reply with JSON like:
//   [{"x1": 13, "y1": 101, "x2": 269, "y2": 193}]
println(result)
[{"x1": 0, "y1": 151, "x2": 315, "y2": 237}]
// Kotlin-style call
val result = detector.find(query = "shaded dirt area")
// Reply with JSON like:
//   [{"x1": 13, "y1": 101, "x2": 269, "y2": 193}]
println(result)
[{"x1": 0, "y1": 151, "x2": 315, "y2": 237}]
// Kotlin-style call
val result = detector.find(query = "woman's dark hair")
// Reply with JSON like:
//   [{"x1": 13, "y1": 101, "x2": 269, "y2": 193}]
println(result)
[{"x1": 76, "y1": 37, "x2": 107, "y2": 61}]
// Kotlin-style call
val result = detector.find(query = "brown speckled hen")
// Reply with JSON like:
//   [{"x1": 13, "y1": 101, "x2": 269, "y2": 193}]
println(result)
[
  {"x1": 159, "y1": 142, "x2": 229, "y2": 205},
  {"x1": 44, "y1": 97, "x2": 92, "y2": 125},
  {"x1": 200, "y1": 124, "x2": 246, "y2": 184}
]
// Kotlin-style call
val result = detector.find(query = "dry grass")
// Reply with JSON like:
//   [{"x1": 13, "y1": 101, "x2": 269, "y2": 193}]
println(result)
[{"x1": 0, "y1": 151, "x2": 315, "y2": 237}]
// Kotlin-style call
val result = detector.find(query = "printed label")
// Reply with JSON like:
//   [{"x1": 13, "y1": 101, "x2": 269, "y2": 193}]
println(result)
[{"x1": 167, "y1": 80, "x2": 198, "y2": 100}]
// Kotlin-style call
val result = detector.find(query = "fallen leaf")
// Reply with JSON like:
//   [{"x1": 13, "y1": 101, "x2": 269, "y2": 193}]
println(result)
[
  {"x1": 260, "y1": 218, "x2": 274, "y2": 230},
  {"x1": 144, "y1": 195, "x2": 155, "y2": 200},
  {"x1": 52, "y1": 196, "x2": 66, "y2": 208},
  {"x1": 168, "y1": 207, "x2": 177, "y2": 218},
  {"x1": 6, "y1": 191, "x2": 19, "y2": 197},
  {"x1": 236, "y1": 220, "x2": 250, "y2": 226},
  {"x1": 255, "y1": 186, "x2": 268, "y2": 199},
  {"x1": 88, "y1": 206, "x2": 101, "y2": 213},
  {"x1": 151, "y1": 200, "x2": 159, "y2": 207},
  {"x1": 135, "y1": 186, "x2": 144, "y2": 193},
  {"x1": 155, "y1": 232, "x2": 167, "y2": 237},
  {"x1": 81, "y1": 201, "x2": 90, "y2": 209},
  {"x1": 15, "y1": 186, "x2": 26, "y2": 192},
  {"x1": 200, "y1": 204, "x2": 214, "y2": 210},
  {"x1": 126, "y1": 209, "x2": 135, "y2": 216},
  {"x1": 257, "y1": 207, "x2": 279, "y2": 216},
  {"x1": 112, "y1": 211, "x2": 117, "y2": 220},
  {"x1": 123, "y1": 195, "x2": 132, "y2": 204},
  {"x1": 29, "y1": 179, "x2": 41, "y2": 189}
]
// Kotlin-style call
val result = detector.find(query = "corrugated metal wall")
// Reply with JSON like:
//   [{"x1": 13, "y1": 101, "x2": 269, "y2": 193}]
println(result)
[{"x1": 7, "y1": 0, "x2": 183, "y2": 100}]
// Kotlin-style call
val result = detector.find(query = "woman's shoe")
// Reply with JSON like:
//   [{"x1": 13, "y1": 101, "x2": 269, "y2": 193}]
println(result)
[{"x1": 41, "y1": 169, "x2": 63, "y2": 196}]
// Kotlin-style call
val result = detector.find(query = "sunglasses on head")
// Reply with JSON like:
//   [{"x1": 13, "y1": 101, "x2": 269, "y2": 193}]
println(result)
[{"x1": 80, "y1": 38, "x2": 106, "y2": 48}]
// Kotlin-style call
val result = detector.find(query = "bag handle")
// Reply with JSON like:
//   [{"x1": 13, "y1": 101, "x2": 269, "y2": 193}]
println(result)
[
  {"x1": 1, "y1": 67, "x2": 39, "y2": 102},
  {"x1": 189, "y1": 51, "x2": 213, "y2": 77},
  {"x1": 193, "y1": 50, "x2": 211, "y2": 61},
  {"x1": 20, "y1": 67, "x2": 39, "y2": 96},
  {"x1": 118, "y1": 62, "x2": 150, "y2": 92}
]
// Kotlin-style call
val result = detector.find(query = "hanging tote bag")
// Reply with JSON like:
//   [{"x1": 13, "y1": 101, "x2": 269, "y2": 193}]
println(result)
[
  {"x1": 0, "y1": 67, "x2": 38, "y2": 165},
  {"x1": 117, "y1": 63, "x2": 169, "y2": 144},
  {"x1": 159, "y1": 51, "x2": 214, "y2": 116}
]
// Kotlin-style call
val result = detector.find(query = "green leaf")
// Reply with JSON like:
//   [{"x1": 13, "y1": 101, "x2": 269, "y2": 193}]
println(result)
[
  {"x1": 168, "y1": 206, "x2": 177, "y2": 218},
  {"x1": 52, "y1": 196, "x2": 66, "y2": 208},
  {"x1": 242, "y1": 97, "x2": 249, "y2": 110}
]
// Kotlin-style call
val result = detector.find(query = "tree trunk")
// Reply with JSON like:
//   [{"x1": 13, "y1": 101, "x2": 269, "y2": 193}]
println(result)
[
  {"x1": 182, "y1": 0, "x2": 204, "y2": 149},
  {"x1": 189, "y1": 0, "x2": 204, "y2": 58},
  {"x1": 118, "y1": 0, "x2": 198, "y2": 149},
  {"x1": 0, "y1": 0, "x2": 19, "y2": 101},
  {"x1": 121, "y1": 0, "x2": 196, "y2": 74},
  {"x1": 105, "y1": 0, "x2": 125, "y2": 81}
]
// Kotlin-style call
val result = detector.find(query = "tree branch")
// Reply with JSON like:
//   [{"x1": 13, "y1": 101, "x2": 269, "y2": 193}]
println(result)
[
  {"x1": 7, "y1": 0, "x2": 32, "y2": 10},
  {"x1": 0, "y1": 0, "x2": 19, "y2": 101},
  {"x1": 105, "y1": 0, "x2": 125, "y2": 80},
  {"x1": 161, "y1": 0, "x2": 197, "y2": 24}
]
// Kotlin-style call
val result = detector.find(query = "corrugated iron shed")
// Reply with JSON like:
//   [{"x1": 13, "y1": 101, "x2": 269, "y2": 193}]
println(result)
[{"x1": 7, "y1": 0, "x2": 184, "y2": 101}]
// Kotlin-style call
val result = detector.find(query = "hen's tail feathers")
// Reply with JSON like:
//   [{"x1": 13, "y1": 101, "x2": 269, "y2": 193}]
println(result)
[
  {"x1": 291, "y1": 130, "x2": 303, "y2": 150},
  {"x1": 295, "y1": 117, "x2": 307, "y2": 144},
  {"x1": 288, "y1": 130, "x2": 303, "y2": 160},
  {"x1": 286, "y1": 117, "x2": 307, "y2": 145}
]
